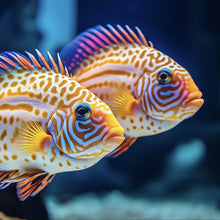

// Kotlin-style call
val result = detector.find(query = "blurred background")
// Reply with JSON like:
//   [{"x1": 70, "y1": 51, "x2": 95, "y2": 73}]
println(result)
[{"x1": 0, "y1": 0, "x2": 219, "y2": 219}]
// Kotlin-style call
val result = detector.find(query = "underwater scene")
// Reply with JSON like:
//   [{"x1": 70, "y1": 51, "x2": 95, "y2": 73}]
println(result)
[{"x1": 0, "y1": 0, "x2": 219, "y2": 219}]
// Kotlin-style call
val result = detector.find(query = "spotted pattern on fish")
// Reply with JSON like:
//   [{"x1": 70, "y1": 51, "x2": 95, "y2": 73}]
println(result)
[
  {"x1": 0, "y1": 50, "x2": 124, "y2": 200},
  {"x1": 60, "y1": 25, "x2": 203, "y2": 156}
]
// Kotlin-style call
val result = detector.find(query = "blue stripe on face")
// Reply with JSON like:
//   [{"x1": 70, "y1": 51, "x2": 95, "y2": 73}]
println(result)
[
  {"x1": 83, "y1": 126, "x2": 109, "y2": 147},
  {"x1": 68, "y1": 116, "x2": 84, "y2": 146},
  {"x1": 75, "y1": 120, "x2": 91, "y2": 132},
  {"x1": 63, "y1": 118, "x2": 76, "y2": 153},
  {"x1": 54, "y1": 113, "x2": 62, "y2": 135},
  {"x1": 84, "y1": 122, "x2": 107, "y2": 140},
  {"x1": 60, "y1": 132, "x2": 67, "y2": 153}
]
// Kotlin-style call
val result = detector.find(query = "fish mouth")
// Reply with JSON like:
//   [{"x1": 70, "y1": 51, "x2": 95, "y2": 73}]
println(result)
[
  {"x1": 103, "y1": 127, "x2": 125, "y2": 151},
  {"x1": 184, "y1": 91, "x2": 204, "y2": 109},
  {"x1": 69, "y1": 127, "x2": 124, "y2": 159}
]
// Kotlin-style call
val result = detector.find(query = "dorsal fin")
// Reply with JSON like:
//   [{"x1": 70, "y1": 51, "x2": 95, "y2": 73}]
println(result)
[
  {"x1": 60, "y1": 25, "x2": 152, "y2": 74},
  {"x1": 0, "y1": 50, "x2": 69, "y2": 76}
]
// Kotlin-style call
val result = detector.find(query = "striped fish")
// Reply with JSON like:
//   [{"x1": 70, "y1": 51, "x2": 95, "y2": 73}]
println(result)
[
  {"x1": 60, "y1": 25, "x2": 204, "y2": 156},
  {"x1": 0, "y1": 50, "x2": 124, "y2": 201}
]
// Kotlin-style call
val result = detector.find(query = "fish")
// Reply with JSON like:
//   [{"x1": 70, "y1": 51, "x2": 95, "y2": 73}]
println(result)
[
  {"x1": 60, "y1": 24, "x2": 204, "y2": 157},
  {"x1": 0, "y1": 50, "x2": 125, "y2": 201}
]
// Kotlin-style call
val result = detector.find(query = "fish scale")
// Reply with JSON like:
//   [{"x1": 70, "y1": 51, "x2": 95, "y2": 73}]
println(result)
[
  {"x1": 62, "y1": 34, "x2": 186, "y2": 137},
  {"x1": 0, "y1": 70, "x2": 75, "y2": 171},
  {"x1": 60, "y1": 24, "x2": 204, "y2": 157},
  {"x1": 73, "y1": 46, "x2": 181, "y2": 137},
  {"x1": 0, "y1": 50, "x2": 124, "y2": 200}
]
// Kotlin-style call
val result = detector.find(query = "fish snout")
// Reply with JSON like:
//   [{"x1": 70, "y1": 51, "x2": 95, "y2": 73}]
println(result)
[
  {"x1": 183, "y1": 91, "x2": 204, "y2": 110},
  {"x1": 103, "y1": 126, "x2": 125, "y2": 152}
]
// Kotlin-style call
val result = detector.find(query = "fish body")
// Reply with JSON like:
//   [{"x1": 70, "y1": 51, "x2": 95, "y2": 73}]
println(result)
[
  {"x1": 0, "y1": 51, "x2": 124, "y2": 200},
  {"x1": 60, "y1": 25, "x2": 204, "y2": 156}
]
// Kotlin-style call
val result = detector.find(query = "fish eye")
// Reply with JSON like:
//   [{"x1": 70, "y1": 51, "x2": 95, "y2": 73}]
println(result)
[
  {"x1": 75, "y1": 103, "x2": 92, "y2": 121},
  {"x1": 157, "y1": 68, "x2": 173, "y2": 84}
]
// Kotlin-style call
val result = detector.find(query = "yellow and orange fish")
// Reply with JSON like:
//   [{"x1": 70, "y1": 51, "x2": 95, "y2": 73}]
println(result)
[
  {"x1": 60, "y1": 25, "x2": 204, "y2": 156},
  {"x1": 0, "y1": 50, "x2": 124, "y2": 200}
]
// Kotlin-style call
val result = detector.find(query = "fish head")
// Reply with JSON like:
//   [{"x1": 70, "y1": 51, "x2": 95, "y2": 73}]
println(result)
[
  {"x1": 137, "y1": 48, "x2": 204, "y2": 123},
  {"x1": 48, "y1": 101, "x2": 124, "y2": 159}
]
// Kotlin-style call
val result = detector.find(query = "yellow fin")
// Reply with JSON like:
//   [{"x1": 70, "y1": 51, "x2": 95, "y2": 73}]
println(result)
[
  {"x1": 109, "y1": 84, "x2": 139, "y2": 117},
  {"x1": 12, "y1": 120, "x2": 51, "y2": 154}
]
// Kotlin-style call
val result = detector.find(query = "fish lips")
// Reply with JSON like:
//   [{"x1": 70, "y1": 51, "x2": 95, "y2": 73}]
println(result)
[
  {"x1": 103, "y1": 127, "x2": 125, "y2": 151},
  {"x1": 184, "y1": 91, "x2": 204, "y2": 110}
]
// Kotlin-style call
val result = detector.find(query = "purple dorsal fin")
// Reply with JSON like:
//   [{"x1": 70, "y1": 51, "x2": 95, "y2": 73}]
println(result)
[{"x1": 60, "y1": 25, "x2": 151, "y2": 75}]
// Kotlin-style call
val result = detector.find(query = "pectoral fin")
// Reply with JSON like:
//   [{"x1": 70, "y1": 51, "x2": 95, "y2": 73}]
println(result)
[
  {"x1": 108, "y1": 83, "x2": 139, "y2": 117},
  {"x1": 108, "y1": 137, "x2": 137, "y2": 157},
  {"x1": 12, "y1": 120, "x2": 51, "y2": 154}
]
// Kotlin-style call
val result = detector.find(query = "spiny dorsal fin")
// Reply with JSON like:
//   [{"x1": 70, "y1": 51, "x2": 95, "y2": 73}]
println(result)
[
  {"x1": 60, "y1": 24, "x2": 153, "y2": 74},
  {"x1": 0, "y1": 50, "x2": 68, "y2": 76}
]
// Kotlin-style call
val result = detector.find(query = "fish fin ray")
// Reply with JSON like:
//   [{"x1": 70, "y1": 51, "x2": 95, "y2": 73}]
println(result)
[
  {"x1": 0, "y1": 51, "x2": 69, "y2": 77},
  {"x1": 0, "y1": 182, "x2": 11, "y2": 189},
  {"x1": 25, "y1": 51, "x2": 42, "y2": 69},
  {"x1": 109, "y1": 83, "x2": 138, "y2": 117},
  {"x1": 2, "y1": 171, "x2": 38, "y2": 183},
  {"x1": 47, "y1": 51, "x2": 59, "y2": 73},
  {"x1": 108, "y1": 137, "x2": 137, "y2": 157},
  {"x1": 0, "y1": 170, "x2": 19, "y2": 189},
  {"x1": 60, "y1": 25, "x2": 151, "y2": 74},
  {"x1": 57, "y1": 53, "x2": 65, "y2": 75},
  {"x1": 16, "y1": 172, "x2": 55, "y2": 201},
  {"x1": 12, "y1": 119, "x2": 51, "y2": 154},
  {"x1": 35, "y1": 49, "x2": 51, "y2": 71}
]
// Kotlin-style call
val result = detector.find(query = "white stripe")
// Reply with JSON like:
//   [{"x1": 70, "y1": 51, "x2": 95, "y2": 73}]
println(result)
[
  {"x1": 75, "y1": 120, "x2": 91, "y2": 132},
  {"x1": 76, "y1": 145, "x2": 84, "y2": 151},
  {"x1": 83, "y1": 126, "x2": 109, "y2": 147},
  {"x1": 57, "y1": 109, "x2": 66, "y2": 118},
  {"x1": 62, "y1": 118, "x2": 76, "y2": 152},
  {"x1": 68, "y1": 116, "x2": 83, "y2": 146},
  {"x1": 84, "y1": 122, "x2": 106, "y2": 140},
  {"x1": 92, "y1": 116, "x2": 103, "y2": 122},
  {"x1": 152, "y1": 81, "x2": 183, "y2": 107},
  {"x1": 54, "y1": 114, "x2": 62, "y2": 134},
  {"x1": 60, "y1": 133, "x2": 67, "y2": 153}
]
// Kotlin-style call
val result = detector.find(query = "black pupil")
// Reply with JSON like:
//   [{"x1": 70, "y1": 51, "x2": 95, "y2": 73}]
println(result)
[
  {"x1": 160, "y1": 73, "x2": 168, "y2": 80},
  {"x1": 78, "y1": 107, "x2": 87, "y2": 115}
]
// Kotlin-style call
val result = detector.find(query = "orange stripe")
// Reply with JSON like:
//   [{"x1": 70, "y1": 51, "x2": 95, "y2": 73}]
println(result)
[
  {"x1": 0, "y1": 103, "x2": 33, "y2": 112},
  {"x1": 1, "y1": 87, "x2": 42, "y2": 100}
]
